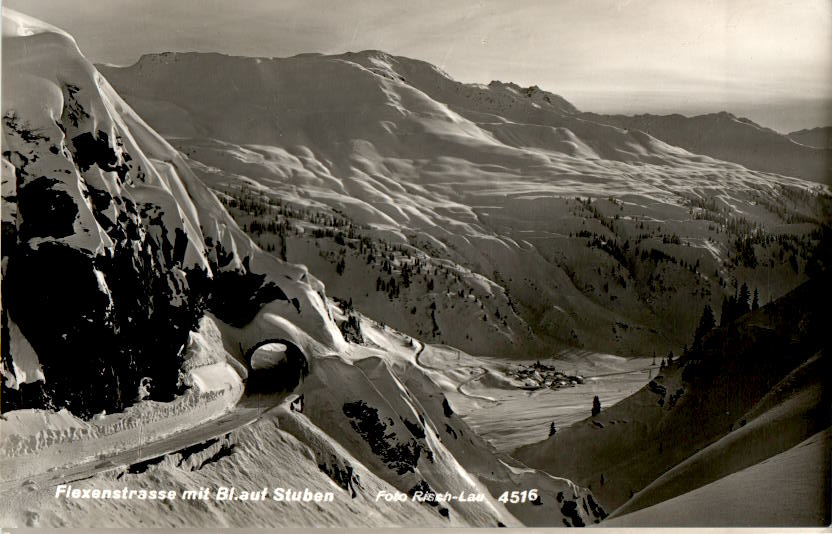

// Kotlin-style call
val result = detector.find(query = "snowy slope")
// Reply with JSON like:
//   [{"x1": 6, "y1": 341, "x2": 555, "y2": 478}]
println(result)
[
  {"x1": 0, "y1": 305, "x2": 607, "y2": 528},
  {"x1": 514, "y1": 278, "x2": 831, "y2": 518},
  {"x1": 604, "y1": 428, "x2": 830, "y2": 527},
  {"x1": 609, "y1": 349, "x2": 829, "y2": 518},
  {"x1": 99, "y1": 50, "x2": 829, "y2": 359},
  {"x1": 276, "y1": 323, "x2": 606, "y2": 527}
]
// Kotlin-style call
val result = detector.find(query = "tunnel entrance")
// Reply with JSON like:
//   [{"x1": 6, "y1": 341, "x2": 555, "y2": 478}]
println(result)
[{"x1": 243, "y1": 339, "x2": 309, "y2": 393}]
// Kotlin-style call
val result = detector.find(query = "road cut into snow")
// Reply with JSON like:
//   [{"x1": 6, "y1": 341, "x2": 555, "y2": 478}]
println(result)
[{"x1": 0, "y1": 317, "x2": 244, "y2": 483}]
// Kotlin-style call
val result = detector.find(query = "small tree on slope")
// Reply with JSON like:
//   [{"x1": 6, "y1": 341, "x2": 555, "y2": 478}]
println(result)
[
  {"x1": 592, "y1": 395, "x2": 601, "y2": 417},
  {"x1": 738, "y1": 283, "x2": 751, "y2": 315}
]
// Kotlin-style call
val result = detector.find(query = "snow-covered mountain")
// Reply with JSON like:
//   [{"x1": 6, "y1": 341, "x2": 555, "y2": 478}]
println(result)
[
  {"x1": 99, "y1": 50, "x2": 829, "y2": 358},
  {"x1": 583, "y1": 111, "x2": 831, "y2": 184},
  {"x1": 787, "y1": 126, "x2": 832, "y2": 150},
  {"x1": 1, "y1": 11, "x2": 608, "y2": 528}
]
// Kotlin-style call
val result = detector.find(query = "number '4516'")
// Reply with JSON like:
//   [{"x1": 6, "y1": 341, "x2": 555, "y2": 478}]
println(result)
[{"x1": 497, "y1": 489, "x2": 538, "y2": 503}]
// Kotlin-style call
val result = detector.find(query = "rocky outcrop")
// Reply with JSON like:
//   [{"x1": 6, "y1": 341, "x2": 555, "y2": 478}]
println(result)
[{"x1": 0, "y1": 10, "x2": 344, "y2": 418}]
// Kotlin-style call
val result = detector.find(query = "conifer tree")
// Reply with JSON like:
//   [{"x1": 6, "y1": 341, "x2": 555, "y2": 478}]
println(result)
[
  {"x1": 720, "y1": 295, "x2": 732, "y2": 326},
  {"x1": 738, "y1": 283, "x2": 751, "y2": 315},
  {"x1": 693, "y1": 304, "x2": 715, "y2": 351}
]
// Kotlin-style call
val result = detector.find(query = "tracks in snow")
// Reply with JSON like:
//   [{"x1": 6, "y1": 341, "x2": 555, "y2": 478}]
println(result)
[{"x1": 413, "y1": 342, "x2": 498, "y2": 403}]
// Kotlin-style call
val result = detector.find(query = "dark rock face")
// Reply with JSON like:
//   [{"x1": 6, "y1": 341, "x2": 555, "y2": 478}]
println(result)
[
  {"x1": 207, "y1": 255, "x2": 289, "y2": 328},
  {"x1": 0, "y1": 83, "x2": 293, "y2": 419},
  {"x1": 342, "y1": 400, "x2": 423, "y2": 475},
  {"x1": 586, "y1": 494, "x2": 607, "y2": 521},
  {"x1": 403, "y1": 418, "x2": 426, "y2": 439},
  {"x1": 318, "y1": 456, "x2": 359, "y2": 498},
  {"x1": 2, "y1": 100, "x2": 205, "y2": 417},
  {"x1": 560, "y1": 499, "x2": 585, "y2": 527},
  {"x1": 70, "y1": 131, "x2": 130, "y2": 180},
  {"x1": 175, "y1": 438, "x2": 220, "y2": 467},
  {"x1": 442, "y1": 397, "x2": 454, "y2": 417},
  {"x1": 2, "y1": 241, "x2": 194, "y2": 416},
  {"x1": 16, "y1": 176, "x2": 78, "y2": 239},
  {"x1": 648, "y1": 380, "x2": 668, "y2": 406},
  {"x1": 126, "y1": 454, "x2": 167, "y2": 475},
  {"x1": 196, "y1": 442, "x2": 236, "y2": 470}
]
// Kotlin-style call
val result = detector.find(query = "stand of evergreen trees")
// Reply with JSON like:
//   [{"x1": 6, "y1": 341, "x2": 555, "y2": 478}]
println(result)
[
  {"x1": 719, "y1": 282, "x2": 759, "y2": 327},
  {"x1": 689, "y1": 281, "x2": 761, "y2": 357}
]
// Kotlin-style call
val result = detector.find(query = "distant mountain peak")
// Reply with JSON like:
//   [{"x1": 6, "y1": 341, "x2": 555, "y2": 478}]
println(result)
[{"x1": 787, "y1": 126, "x2": 832, "y2": 149}]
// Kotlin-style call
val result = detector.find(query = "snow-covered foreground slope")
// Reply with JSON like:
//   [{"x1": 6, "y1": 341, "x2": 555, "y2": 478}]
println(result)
[
  {"x1": 604, "y1": 428, "x2": 830, "y2": 527},
  {"x1": 100, "y1": 51, "x2": 829, "y2": 359},
  {"x1": 0, "y1": 308, "x2": 607, "y2": 528},
  {"x1": 608, "y1": 349, "x2": 828, "y2": 518}
]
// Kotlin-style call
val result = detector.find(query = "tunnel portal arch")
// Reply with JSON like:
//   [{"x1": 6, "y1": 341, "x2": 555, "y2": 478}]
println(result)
[{"x1": 243, "y1": 338, "x2": 309, "y2": 393}]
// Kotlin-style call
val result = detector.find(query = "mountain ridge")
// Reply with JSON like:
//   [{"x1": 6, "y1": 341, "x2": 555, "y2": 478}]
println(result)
[
  {"x1": 582, "y1": 110, "x2": 830, "y2": 184},
  {"x1": 98, "y1": 50, "x2": 828, "y2": 359},
  {"x1": 102, "y1": 49, "x2": 829, "y2": 184},
  {"x1": 787, "y1": 126, "x2": 832, "y2": 150}
]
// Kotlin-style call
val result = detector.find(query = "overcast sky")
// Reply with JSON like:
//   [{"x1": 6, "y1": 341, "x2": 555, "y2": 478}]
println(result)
[{"x1": 5, "y1": 0, "x2": 830, "y2": 132}]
